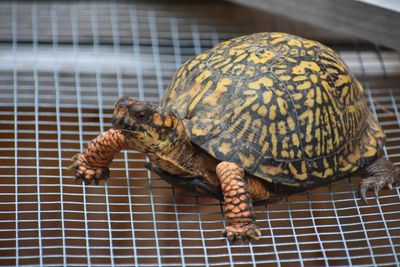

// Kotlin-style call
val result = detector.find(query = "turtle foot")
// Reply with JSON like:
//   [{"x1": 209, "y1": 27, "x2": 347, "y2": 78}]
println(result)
[
  {"x1": 223, "y1": 222, "x2": 261, "y2": 244},
  {"x1": 68, "y1": 153, "x2": 110, "y2": 185}
]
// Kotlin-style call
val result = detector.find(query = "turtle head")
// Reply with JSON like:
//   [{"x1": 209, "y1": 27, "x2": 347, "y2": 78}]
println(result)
[{"x1": 112, "y1": 96, "x2": 184, "y2": 154}]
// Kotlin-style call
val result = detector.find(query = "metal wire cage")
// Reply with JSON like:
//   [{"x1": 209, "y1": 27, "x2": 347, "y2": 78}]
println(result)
[{"x1": 0, "y1": 1, "x2": 399, "y2": 266}]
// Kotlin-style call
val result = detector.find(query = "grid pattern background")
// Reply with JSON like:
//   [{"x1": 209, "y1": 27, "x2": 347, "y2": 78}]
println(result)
[{"x1": 0, "y1": 1, "x2": 399, "y2": 266}]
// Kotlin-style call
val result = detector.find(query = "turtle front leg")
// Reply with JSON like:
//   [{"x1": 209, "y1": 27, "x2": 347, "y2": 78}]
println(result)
[
  {"x1": 216, "y1": 162, "x2": 261, "y2": 244},
  {"x1": 359, "y1": 157, "x2": 400, "y2": 204},
  {"x1": 68, "y1": 128, "x2": 132, "y2": 184}
]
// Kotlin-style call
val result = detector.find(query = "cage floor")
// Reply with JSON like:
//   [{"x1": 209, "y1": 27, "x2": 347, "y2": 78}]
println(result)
[{"x1": 0, "y1": 1, "x2": 400, "y2": 266}]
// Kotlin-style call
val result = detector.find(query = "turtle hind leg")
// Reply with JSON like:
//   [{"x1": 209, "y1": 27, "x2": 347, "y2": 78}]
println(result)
[{"x1": 359, "y1": 157, "x2": 400, "y2": 204}]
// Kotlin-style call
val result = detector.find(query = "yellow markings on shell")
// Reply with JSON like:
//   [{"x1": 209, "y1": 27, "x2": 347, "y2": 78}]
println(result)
[
  {"x1": 248, "y1": 50, "x2": 276, "y2": 64},
  {"x1": 292, "y1": 93, "x2": 303, "y2": 101},
  {"x1": 213, "y1": 58, "x2": 232, "y2": 69},
  {"x1": 233, "y1": 95, "x2": 258, "y2": 119},
  {"x1": 248, "y1": 77, "x2": 274, "y2": 90},
  {"x1": 189, "y1": 70, "x2": 212, "y2": 94},
  {"x1": 278, "y1": 121, "x2": 287, "y2": 135},
  {"x1": 208, "y1": 55, "x2": 223, "y2": 65},
  {"x1": 341, "y1": 86, "x2": 349, "y2": 101},
  {"x1": 305, "y1": 90, "x2": 315, "y2": 107},
  {"x1": 292, "y1": 133, "x2": 300, "y2": 147},
  {"x1": 187, "y1": 60, "x2": 201, "y2": 71},
  {"x1": 270, "y1": 32, "x2": 286, "y2": 38},
  {"x1": 310, "y1": 74, "x2": 318, "y2": 83},
  {"x1": 287, "y1": 116, "x2": 296, "y2": 131},
  {"x1": 356, "y1": 80, "x2": 365, "y2": 93},
  {"x1": 347, "y1": 146, "x2": 361, "y2": 163},
  {"x1": 340, "y1": 163, "x2": 352, "y2": 172},
  {"x1": 245, "y1": 67, "x2": 256, "y2": 77},
  {"x1": 269, "y1": 123, "x2": 278, "y2": 157},
  {"x1": 287, "y1": 39, "x2": 302, "y2": 47},
  {"x1": 297, "y1": 81, "x2": 312, "y2": 90},
  {"x1": 240, "y1": 153, "x2": 255, "y2": 168},
  {"x1": 288, "y1": 162, "x2": 307, "y2": 180},
  {"x1": 251, "y1": 103, "x2": 260, "y2": 111},
  {"x1": 321, "y1": 52, "x2": 345, "y2": 72},
  {"x1": 312, "y1": 167, "x2": 333, "y2": 179},
  {"x1": 302, "y1": 40, "x2": 318, "y2": 48},
  {"x1": 270, "y1": 37, "x2": 288, "y2": 44},
  {"x1": 279, "y1": 75, "x2": 292, "y2": 81},
  {"x1": 281, "y1": 136, "x2": 289, "y2": 150},
  {"x1": 274, "y1": 69, "x2": 286, "y2": 75},
  {"x1": 281, "y1": 150, "x2": 289, "y2": 158},
  {"x1": 276, "y1": 97, "x2": 287, "y2": 115},
  {"x1": 218, "y1": 142, "x2": 231, "y2": 155},
  {"x1": 188, "y1": 79, "x2": 213, "y2": 112},
  {"x1": 262, "y1": 91, "x2": 273, "y2": 104},
  {"x1": 195, "y1": 53, "x2": 208, "y2": 60},
  {"x1": 258, "y1": 105, "x2": 267, "y2": 116},
  {"x1": 233, "y1": 53, "x2": 248, "y2": 63},
  {"x1": 335, "y1": 74, "x2": 351, "y2": 87},
  {"x1": 315, "y1": 128, "x2": 321, "y2": 155},
  {"x1": 228, "y1": 44, "x2": 251, "y2": 55},
  {"x1": 222, "y1": 63, "x2": 233, "y2": 73},
  {"x1": 316, "y1": 88, "x2": 323, "y2": 104},
  {"x1": 231, "y1": 64, "x2": 246, "y2": 76},
  {"x1": 244, "y1": 89, "x2": 256, "y2": 95},
  {"x1": 261, "y1": 139, "x2": 270, "y2": 153},
  {"x1": 293, "y1": 75, "x2": 307, "y2": 82},
  {"x1": 274, "y1": 90, "x2": 284, "y2": 97},
  {"x1": 292, "y1": 61, "x2": 321, "y2": 75},
  {"x1": 259, "y1": 164, "x2": 283, "y2": 176},
  {"x1": 315, "y1": 107, "x2": 321, "y2": 127},
  {"x1": 305, "y1": 145, "x2": 313, "y2": 157},
  {"x1": 202, "y1": 78, "x2": 231, "y2": 106},
  {"x1": 322, "y1": 92, "x2": 329, "y2": 103},
  {"x1": 269, "y1": 105, "x2": 277, "y2": 120},
  {"x1": 299, "y1": 109, "x2": 314, "y2": 143},
  {"x1": 258, "y1": 124, "x2": 268, "y2": 146},
  {"x1": 191, "y1": 121, "x2": 213, "y2": 136}
]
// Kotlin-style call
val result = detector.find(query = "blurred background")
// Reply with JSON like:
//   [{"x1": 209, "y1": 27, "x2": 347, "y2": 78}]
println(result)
[{"x1": 0, "y1": 0, "x2": 399, "y2": 266}]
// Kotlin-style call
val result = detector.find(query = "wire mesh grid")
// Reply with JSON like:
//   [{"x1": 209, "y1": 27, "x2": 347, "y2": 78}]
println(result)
[{"x1": 0, "y1": 1, "x2": 399, "y2": 266}]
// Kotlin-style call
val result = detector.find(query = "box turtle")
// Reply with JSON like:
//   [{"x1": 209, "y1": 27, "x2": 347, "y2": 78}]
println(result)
[{"x1": 69, "y1": 32, "x2": 400, "y2": 244}]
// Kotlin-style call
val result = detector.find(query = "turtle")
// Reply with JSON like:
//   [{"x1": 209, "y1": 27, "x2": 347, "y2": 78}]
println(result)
[{"x1": 68, "y1": 32, "x2": 400, "y2": 244}]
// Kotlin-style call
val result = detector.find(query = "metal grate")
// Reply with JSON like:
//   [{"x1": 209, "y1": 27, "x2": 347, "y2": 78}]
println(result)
[{"x1": 0, "y1": 1, "x2": 399, "y2": 266}]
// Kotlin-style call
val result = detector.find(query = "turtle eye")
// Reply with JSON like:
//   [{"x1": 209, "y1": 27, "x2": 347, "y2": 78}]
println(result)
[{"x1": 133, "y1": 111, "x2": 149, "y2": 122}]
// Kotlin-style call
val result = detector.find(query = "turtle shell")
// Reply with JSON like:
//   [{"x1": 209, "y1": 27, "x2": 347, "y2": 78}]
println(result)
[{"x1": 162, "y1": 32, "x2": 386, "y2": 187}]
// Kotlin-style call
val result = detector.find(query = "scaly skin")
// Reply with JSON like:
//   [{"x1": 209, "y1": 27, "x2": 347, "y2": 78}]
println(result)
[
  {"x1": 216, "y1": 162, "x2": 261, "y2": 243},
  {"x1": 68, "y1": 129, "x2": 132, "y2": 184}
]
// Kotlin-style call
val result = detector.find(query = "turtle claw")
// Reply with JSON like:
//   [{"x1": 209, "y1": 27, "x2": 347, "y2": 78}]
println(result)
[
  {"x1": 68, "y1": 153, "x2": 110, "y2": 185},
  {"x1": 223, "y1": 222, "x2": 261, "y2": 244},
  {"x1": 359, "y1": 173, "x2": 399, "y2": 204},
  {"x1": 253, "y1": 229, "x2": 262, "y2": 240},
  {"x1": 358, "y1": 187, "x2": 368, "y2": 204}
]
